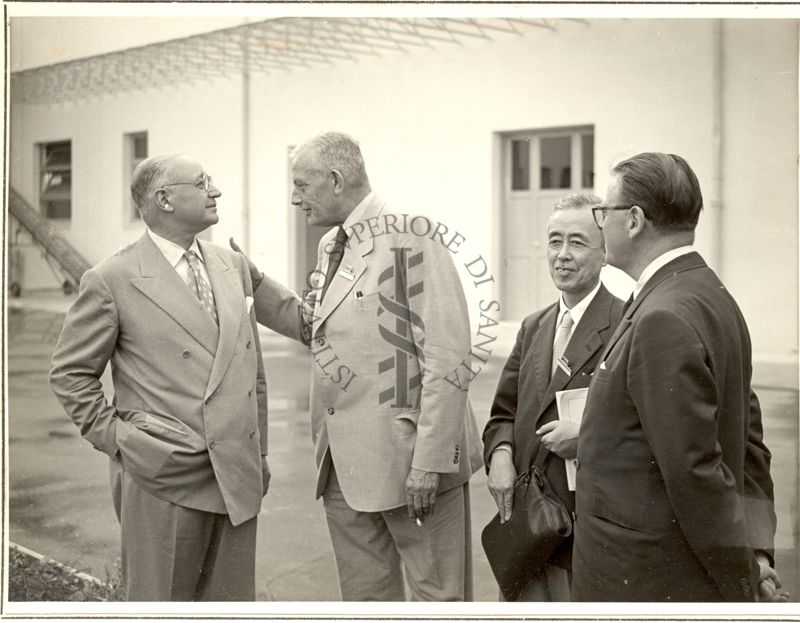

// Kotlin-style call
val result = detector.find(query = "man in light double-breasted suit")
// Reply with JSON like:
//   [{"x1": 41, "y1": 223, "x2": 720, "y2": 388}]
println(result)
[
  {"x1": 247, "y1": 132, "x2": 483, "y2": 600},
  {"x1": 50, "y1": 154, "x2": 297, "y2": 600}
]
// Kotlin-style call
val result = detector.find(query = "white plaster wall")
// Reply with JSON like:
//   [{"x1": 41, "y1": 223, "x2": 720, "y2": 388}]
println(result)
[
  {"x1": 10, "y1": 75, "x2": 245, "y2": 289},
  {"x1": 245, "y1": 18, "x2": 719, "y2": 330},
  {"x1": 722, "y1": 20, "x2": 799, "y2": 358},
  {"x1": 9, "y1": 17, "x2": 797, "y2": 360}
]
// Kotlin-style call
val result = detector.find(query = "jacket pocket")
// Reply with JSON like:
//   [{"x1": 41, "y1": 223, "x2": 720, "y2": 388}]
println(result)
[
  {"x1": 141, "y1": 413, "x2": 190, "y2": 439},
  {"x1": 396, "y1": 409, "x2": 420, "y2": 426},
  {"x1": 589, "y1": 511, "x2": 648, "y2": 534}
]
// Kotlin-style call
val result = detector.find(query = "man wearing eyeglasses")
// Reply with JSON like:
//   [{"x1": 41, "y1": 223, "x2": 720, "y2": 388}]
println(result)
[
  {"x1": 50, "y1": 153, "x2": 298, "y2": 600},
  {"x1": 483, "y1": 193, "x2": 624, "y2": 600},
  {"x1": 573, "y1": 152, "x2": 779, "y2": 601}
]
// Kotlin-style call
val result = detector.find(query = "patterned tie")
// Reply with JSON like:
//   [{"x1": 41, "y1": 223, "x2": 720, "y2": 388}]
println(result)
[
  {"x1": 320, "y1": 226, "x2": 348, "y2": 303},
  {"x1": 184, "y1": 250, "x2": 218, "y2": 325},
  {"x1": 551, "y1": 310, "x2": 574, "y2": 377}
]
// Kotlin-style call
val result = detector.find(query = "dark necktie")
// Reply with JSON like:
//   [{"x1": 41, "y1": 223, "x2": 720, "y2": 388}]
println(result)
[
  {"x1": 622, "y1": 294, "x2": 634, "y2": 316},
  {"x1": 320, "y1": 226, "x2": 348, "y2": 303}
]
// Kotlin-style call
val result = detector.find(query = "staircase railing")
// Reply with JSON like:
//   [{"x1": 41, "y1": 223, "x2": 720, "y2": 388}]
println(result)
[{"x1": 8, "y1": 187, "x2": 92, "y2": 294}]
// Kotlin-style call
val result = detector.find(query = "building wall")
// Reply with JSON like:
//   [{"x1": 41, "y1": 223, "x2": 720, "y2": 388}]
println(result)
[
  {"x1": 721, "y1": 20, "x2": 799, "y2": 359},
  {"x1": 9, "y1": 18, "x2": 797, "y2": 360},
  {"x1": 246, "y1": 18, "x2": 721, "y2": 330},
  {"x1": 9, "y1": 76, "x2": 246, "y2": 288}
]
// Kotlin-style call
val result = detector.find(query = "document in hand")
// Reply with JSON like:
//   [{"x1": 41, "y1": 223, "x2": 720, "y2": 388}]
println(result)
[{"x1": 554, "y1": 387, "x2": 588, "y2": 491}]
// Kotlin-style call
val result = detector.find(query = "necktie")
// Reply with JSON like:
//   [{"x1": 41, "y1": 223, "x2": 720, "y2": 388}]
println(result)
[
  {"x1": 622, "y1": 294, "x2": 634, "y2": 316},
  {"x1": 320, "y1": 226, "x2": 348, "y2": 303},
  {"x1": 184, "y1": 250, "x2": 218, "y2": 325},
  {"x1": 551, "y1": 310, "x2": 574, "y2": 377}
]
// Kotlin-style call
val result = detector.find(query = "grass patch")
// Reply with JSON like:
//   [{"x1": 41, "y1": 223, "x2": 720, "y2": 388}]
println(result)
[{"x1": 8, "y1": 546, "x2": 124, "y2": 601}]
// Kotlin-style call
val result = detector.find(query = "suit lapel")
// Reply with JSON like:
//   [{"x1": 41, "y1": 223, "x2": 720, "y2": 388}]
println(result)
[
  {"x1": 312, "y1": 199, "x2": 382, "y2": 336},
  {"x1": 528, "y1": 305, "x2": 558, "y2": 411},
  {"x1": 536, "y1": 286, "x2": 612, "y2": 423},
  {"x1": 599, "y1": 252, "x2": 707, "y2": 363},
  {"x1": 131, "y1": 234, "x2": 218, "y2": 356},
  {"x1": 201, "y1": 241, "x2": 246, "y2": 399}
]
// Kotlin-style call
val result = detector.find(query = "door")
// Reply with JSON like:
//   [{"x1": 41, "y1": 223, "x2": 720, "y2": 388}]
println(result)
[{"x1": 500, "y1": 128, "x2": 594, "y2": 319}]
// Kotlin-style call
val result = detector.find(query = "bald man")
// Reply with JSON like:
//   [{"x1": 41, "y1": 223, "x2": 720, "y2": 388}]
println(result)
[{"x1": 50, "y1": 154, "x2": 298, "y2": 600}]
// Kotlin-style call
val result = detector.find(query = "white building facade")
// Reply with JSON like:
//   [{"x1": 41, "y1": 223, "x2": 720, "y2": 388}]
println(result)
[{"x1": 9, "y1": 17, "x2": 798, "y2": 365}]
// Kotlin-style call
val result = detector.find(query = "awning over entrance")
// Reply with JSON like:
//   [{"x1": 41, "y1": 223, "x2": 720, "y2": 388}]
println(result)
[{"x1": 11, "y1": 17, "x2": 561, "y2": 105}]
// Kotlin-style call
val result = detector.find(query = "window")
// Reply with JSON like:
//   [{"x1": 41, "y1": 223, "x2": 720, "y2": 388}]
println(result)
[
  {"x1": 40, "y1": 141, "x2": 71, "y2": 219},
  {"x1": 125, "y1": 131, "x2": 148, "y2": 220},
  {"x1": 581, "y1": 134, "x2": 594, "y2": 188},
  {"x1": 540, "y1": 136, "x2": 572, "y2": 190},
  {"x1": 510, "y1": 139, "x2": 530, "y2": 191},
  {"x1": 505, "y1": 126, "x2": 594, "y2": 195}
]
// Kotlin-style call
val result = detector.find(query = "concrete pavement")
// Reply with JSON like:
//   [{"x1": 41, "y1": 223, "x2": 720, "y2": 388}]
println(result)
[{"x1": 6, "y1": 292, "x2": 799, "y2": 602}]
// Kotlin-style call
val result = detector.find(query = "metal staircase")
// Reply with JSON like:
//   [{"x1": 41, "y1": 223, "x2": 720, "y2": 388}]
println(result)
[{"x1": 8, "y1": 187, "x2": 92, "y2": 296}]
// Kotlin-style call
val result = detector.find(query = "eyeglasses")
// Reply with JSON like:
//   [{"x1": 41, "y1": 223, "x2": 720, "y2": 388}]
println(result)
[
  {"x1": 162, "y1": 173, "x2": 212, "y2": 193},
  {"x1": 592, "y1": 205, "x2": 633, "y2": 229}
]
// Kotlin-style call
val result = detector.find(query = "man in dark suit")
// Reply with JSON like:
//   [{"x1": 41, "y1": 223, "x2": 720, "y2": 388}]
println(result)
[
  {"x1": 573, "y1": 152, "x2": 779, "y2": 601},
  {"x1": 483, "y1": 193, "x2": 625, "y2": 600}
]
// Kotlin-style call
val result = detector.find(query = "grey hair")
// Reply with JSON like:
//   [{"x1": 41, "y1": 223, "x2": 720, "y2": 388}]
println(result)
[
  {"x1": 292, "y1": 132, "x2": 368, "y2": 186},
  {"x1": 554, "y1": 192, "x2": 602, "y2": 212},
  {"x1": 130, "y1": 153, "x2": 179, "y2": 212}
]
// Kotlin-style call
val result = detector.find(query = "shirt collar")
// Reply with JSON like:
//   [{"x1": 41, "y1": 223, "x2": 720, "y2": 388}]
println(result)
[
  {"x1": 557, "y1": 279, "x2": 602, "y2": 328},
  {"x1": 342, "y1": 191, "x2": 376, "y2": 234},
  {"x1": 632, "y1": 245, "x2": 694, "y2": 300},
  {"x1": 147, "y1": 229, "x2": 202, "y2": 268}
]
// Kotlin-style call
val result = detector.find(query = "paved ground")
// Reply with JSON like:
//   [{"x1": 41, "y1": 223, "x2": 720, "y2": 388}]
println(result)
[{"x1": 6, "y1": 292, "x2": 799, "y2": 603}]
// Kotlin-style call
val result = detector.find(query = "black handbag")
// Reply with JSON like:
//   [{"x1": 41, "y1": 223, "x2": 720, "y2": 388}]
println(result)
[{"x1": 481, "y1": 443, "x2": 574, "y2": 601}]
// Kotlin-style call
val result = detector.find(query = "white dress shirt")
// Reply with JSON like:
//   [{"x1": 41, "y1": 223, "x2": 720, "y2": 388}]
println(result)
[
  {"x1": 632, "y1": 245, "x2": 695, "y2": 300},
  {"x1": 147, "y1": 229, "x2": 211, "y2": 289},
  {"x1": 553, "y1": 279, "x2": 603, "y2": 352}
]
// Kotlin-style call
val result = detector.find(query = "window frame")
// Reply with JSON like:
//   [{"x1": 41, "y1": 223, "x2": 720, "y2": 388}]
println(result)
[
  {"x1": 124, "y1": 131, "x2": 148, "y2": 223},
  {"x1": 38, "y1": 140, "x2": 72, "y2": 221}
]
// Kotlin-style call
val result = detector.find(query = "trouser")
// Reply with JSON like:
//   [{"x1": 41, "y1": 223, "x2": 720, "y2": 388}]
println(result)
[
  {"x1": 322, "y1": 464, "x2": 472, "y2": 601},
  {"x1": 111, "y1": 459, "x2": 257, "y2": 601}
]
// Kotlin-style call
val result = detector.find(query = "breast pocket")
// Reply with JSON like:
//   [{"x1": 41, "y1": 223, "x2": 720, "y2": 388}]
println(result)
[
  {"x1": 353, "y1": 289, "x2": 382, "y2": 315},
  {"x1": 590, "y1": 365, "x2": 614, "y2": 385}
]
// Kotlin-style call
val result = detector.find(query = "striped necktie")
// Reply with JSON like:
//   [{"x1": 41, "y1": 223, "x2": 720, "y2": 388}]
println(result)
[
  {"x1": 551, "y1": 310, "x2": 574, "y2": 377},
  {"x1": 184, "y1": 250, "x2": 218, "y2": 325}
]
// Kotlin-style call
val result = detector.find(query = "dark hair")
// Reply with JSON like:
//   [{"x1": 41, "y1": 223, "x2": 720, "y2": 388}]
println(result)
[{"x1": 612, "y1": 152, "x2": 703, "y2": 232}]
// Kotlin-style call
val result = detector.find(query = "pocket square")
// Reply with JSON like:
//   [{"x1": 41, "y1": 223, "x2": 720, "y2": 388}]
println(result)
[{"x1": 246, "y1": 296, "x2": 254, "y2": 312}]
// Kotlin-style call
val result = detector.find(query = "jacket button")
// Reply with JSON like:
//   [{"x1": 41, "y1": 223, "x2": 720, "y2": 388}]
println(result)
[
  {"x1": 246, "y1": 340, "x2": 252, "y2": 349},
  {"x1": 249, "y1": 430, "x2": 256, "y2": 439},
  {"x1": 208, "y1": 440, "x2": 216, "y2": 449},
  {"x1": 327, "y1": 407, "x2": 335, "y2": 415},
  {"x1": 182, "y1": 350, "x2": 190, "y2": 358},
  {"x1": 248, "y1": 389, "x2": 253, "y2": 397},
  {"x1": 317, "y1": 338, "x2": 326, "y2": 346}
]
